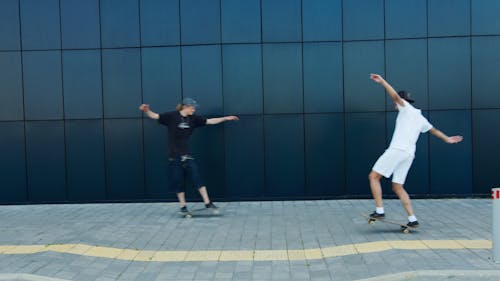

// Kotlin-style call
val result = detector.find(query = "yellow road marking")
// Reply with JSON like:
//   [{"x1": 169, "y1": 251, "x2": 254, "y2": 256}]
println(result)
[
  {"x1": 354, "y1": 241, "x2": 392, "y2": 254},
  {"x1": 218, "y1": 250, "x2": 253, "y2": 261},
  {"x1": 133, "y1": 250, "x2": 156, "y2": 261},
  {"x1": 456, "y1": 240, "x2": 492, "y2": 249},
  {"x1": 254, "y1": 250, "x2": 289, "y2": 261},
  {"x1": 117, "y1": 249, "x2": 141, "y2": 260},
  {"x1": 185, "y1": 250, "x2": 221, "y2": 261},
  {"x1": 322, "y1": 244, "x2": 358, "y2": 258},
  {"x1": 65, "y1": 244, "x2": 93, "y2": 255},
  {"x1": 421, "y1": 240, "x2": 464, "y2": 249},
  {"x1": 0, "y1": 240, "x2": 490, "y2": 262},
  {"x1": 304, "y1": 248, "x2": 323, "y2": 260},
  {"x1": 388, "y1": 240, "x2": 428, "y2": 250},
  {"x1": 84, "y1": 246, "x2": 123, "y2": 259},
  {"x1": 287, "y1": 249, "x2": 306, "y2": 260},
  {"x1": 151, "y1": 250, "x2": 188, "y2": 262},
  {"x1": 1, "y1": 245, "x2": 46, "y2": 254}
]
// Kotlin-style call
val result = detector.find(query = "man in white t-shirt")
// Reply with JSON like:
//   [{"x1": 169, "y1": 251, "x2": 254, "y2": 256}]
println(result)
[{"x1": 368, "y1": 74, "x2": 463, "y2": 228}]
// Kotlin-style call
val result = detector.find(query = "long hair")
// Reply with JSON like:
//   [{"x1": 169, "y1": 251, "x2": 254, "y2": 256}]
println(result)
[{"x1": 176, "y1": 104, "x2": 183, "y2": 111}]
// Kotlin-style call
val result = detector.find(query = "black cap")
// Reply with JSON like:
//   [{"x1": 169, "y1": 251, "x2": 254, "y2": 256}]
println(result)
[
  {"x1": 398, "y1": 91, "x2": 414, "y2": 104},
  {"x1": 182, "y1": 97, "x2": 199, "y2": 107}
]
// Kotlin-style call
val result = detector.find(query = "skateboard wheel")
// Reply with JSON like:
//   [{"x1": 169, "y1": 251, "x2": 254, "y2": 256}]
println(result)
[
  {"x1": 213, "y1": 209, "x2": 220, "y2": 215},
  {"x1": 368, "y1": 219, "x2": 375, "y2": 224},
  {"x1": 185, "y1": 214, "x2": 192, "y2": 218},
  {"x1": 401, "y1": 228, "x2": 409, "y2": 234}
]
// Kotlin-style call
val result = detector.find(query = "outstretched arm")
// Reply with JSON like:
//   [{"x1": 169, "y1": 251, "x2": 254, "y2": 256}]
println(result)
[
  {"x1": 429, "y1": 128, "x2": 463, "y2": 144},
  {"x1": 206, "y1": 116, "x2": 239, "y2": 125},
  {"x1": 369, "y1": 74, "x2": 404, "y2": 106},
  {"x1": 139, "y1": 104, "x2": 159, "y2": 120}
]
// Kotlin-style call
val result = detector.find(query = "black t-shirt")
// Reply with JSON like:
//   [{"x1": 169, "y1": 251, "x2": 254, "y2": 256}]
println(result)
[{"x1": 158, "y1": 111, "x2": 207, "y2": 158}]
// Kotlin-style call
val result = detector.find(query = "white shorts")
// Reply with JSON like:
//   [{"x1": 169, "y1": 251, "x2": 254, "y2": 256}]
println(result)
[{"x1": 372, "y1": 148, "x2": 414, "y2": 184}]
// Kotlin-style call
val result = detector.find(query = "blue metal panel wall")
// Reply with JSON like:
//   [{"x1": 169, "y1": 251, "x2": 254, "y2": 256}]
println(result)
[
  {"x1": 0, "y1": 0, "x2": 21, "y2": 51},
  {"x1": 0, "y1": 0, "x2": 498, "y2": 203},
  {"x1": 60, "y1": 0, "x2": 100, "y2": 49},
  {"x1": 140, "y1": 0, "x2": 180, "y2": 46},
  {"x1": 0, "y1": 52, "x2": 23, "y2": 120}
]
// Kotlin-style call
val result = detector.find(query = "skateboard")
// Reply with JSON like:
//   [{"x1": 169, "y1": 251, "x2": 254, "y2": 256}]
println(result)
[
  {"x1": 363, "y1": 214, "x2": 416, "y2": 234},
  {"x1": 180, "y1": 207, "x2": 221, "y2": 218}
]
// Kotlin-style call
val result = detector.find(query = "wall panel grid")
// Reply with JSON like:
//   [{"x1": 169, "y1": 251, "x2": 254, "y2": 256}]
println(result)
[{"x1": 0, "y1": 0, "x2": 498, "y2": 203}]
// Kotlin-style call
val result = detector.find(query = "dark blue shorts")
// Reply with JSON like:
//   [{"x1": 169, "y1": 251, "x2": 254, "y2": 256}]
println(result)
[{"x1": 168, "y1": 156, "x2": 205, "y2": 193}]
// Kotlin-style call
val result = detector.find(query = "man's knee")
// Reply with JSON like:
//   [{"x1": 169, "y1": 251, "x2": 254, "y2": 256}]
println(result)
[
  {"x1": 392, "y1": 183, "x2": 405, "y2": 193},
  {"x1": 369, "y1": 171, "x2": 381, "y2": 181}
]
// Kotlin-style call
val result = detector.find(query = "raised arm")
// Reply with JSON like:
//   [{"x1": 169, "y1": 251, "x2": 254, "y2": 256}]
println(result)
[
  {"x1": 429, "y1": 128, "x2": 463, "y2": 144},
  {"x1": 139, "y1": 104, "x2": 159, "y2": 120},
  {"x1": 206, "y1": 116, "x2": 239, "y2": 125},
  {"x1": 369, "y1": 74, "x2": 404, "y2": 106}
]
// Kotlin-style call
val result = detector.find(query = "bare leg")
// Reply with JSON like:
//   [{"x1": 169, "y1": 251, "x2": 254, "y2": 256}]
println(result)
[
  {"x1": 198, "y1": 186, "x2": 210, "y2": 204},
  {"x1": 177, "y1": 192, "x2": 187, "y2": 207},
  {"x1": 392, "y1": 183, "x2": 414, "y2": 216},
  {"x1": 369, "y1": 171, "x2": 383, "y2": 208}
]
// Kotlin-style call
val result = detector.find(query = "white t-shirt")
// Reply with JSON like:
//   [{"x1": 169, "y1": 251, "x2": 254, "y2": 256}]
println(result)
[{"x1": 388, "y1": 100, "x2": 433, "y2": 156}]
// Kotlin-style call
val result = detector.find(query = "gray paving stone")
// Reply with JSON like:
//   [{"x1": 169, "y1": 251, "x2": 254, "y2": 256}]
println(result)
[
  {"x1": 95, "y1": 277, "x2": 116, "y2": 281},
  {"x1": 214, "y1": 272, "x2": 233, "y2": 279},
  {"x1": 233, "y1": 271, "x2": 252, "y2": 280},
  {"x1": 134, "y1": 272, "x2": 159, "y2": 281},
  {"x1": 54, "y1": 270, "x2": 78, "y2": 280},
  {"x1": 0, "y1": 199, "x2": 499, "y2": 281},
  {"x1": 252, "y1": 271, "x2": 272, "y2": 279},
  {"x1": 73, "y1": 273, "x2": 101, "y2": 281}
]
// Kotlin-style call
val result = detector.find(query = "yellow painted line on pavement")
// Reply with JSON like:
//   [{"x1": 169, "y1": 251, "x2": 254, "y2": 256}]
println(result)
[
  {"x1": 354, "y1": 241, "x2": 393, "y2": 254},
  {"x1": 1, "y1": 245, "x2": 46, "y2": 254},
  {"x1": 304, "y1": 248, "x2": 323, "y2": 260},
  {"x1": 421, "y1": 240, "x2": 464, "y2": 249},
  {"x1": 456, "y1": 239, "x2": 492, "y2": 249},
  {"x1": 322, "y1": 244, "x2": 358, "y2": 258},
  {"x1": 287, "y1": 249, "x2": 306, "y2": 260},
  {"x1": 254, "y1": 250, "x2": 289, "y2": 261},
  {"x1": 185, "y1": 250, "x2": 221, "y2": 261},
  {"x1": 218, "y1": 250, "x2": 253, "y2": 261},
  {"x1": 0, "y1": 239, "x2": 491, "y2": 262},
  {"x1": 133, "y1": 250, "x2": 157, "y2": 261},
  {"x1": 117, "y1": 249, "x2": 141, "y2": 260},
  {"x1": 45, "y1": 244, "x2": 75, "y2": 252},
  {"x1": 388, "y1": 240, "x2": 428, "y2": 250},
  {"x1": 151, "y1": 250, "x2": 188, "y2": 262},
  {"x1": 65, "y1": 244, "x2": 93, "y2": 255},
  {"x1": 84, "y1": 246, "x2": 124, "y2": 259}
]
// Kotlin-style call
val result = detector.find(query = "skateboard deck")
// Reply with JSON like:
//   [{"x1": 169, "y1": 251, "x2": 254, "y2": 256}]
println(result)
[
  {"x1": 180, "y1": 207, "x2": 221, "y2": 218},
  {"x1": 362, "y1": 214, "x2": 416, "y2": 234}
]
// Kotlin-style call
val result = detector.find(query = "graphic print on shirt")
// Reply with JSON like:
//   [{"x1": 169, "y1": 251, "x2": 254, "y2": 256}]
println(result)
[
  {"x1": 158, "y1": 111, "x2": 207, "y2": 158},
  {"x1": 178, "y1": 116, "x2": 190, "y2": 129}
]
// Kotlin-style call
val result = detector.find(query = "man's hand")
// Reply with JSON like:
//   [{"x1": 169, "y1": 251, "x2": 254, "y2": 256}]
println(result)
[
  {"x1": 430, "y1": 128, "x2": 463, "y2": 144},
  {"x1": 139, "y1": 104, "x2": 150, "y2": 112},
  {"x1": 207, "y1": 115, "x2": 240, "y2": 125},
  {"x1": 225, "y1": 116, "x2": 239, "y2": 121},
  {"x1": 139, "y1": 104, "x2": 159, "y2": 119},
  {"x1": 445, "y1": 136, "x2": 463, "y2": 144},
  {"x1": 370, "y1": 73, "x2": 385, "y2": 84},
  {"x1": 369, "y1": 73, "x2": 403, "y2": 106}
]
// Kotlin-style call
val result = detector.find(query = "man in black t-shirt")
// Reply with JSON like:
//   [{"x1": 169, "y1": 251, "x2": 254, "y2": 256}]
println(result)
[{"x1": 139, "y1": 98, "x2": 239, "y2": 215}]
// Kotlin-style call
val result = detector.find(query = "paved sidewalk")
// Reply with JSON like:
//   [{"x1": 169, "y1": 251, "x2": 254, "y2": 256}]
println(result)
[{"x1": 0, "y1": 199, "x2": 498, "y2": 281}]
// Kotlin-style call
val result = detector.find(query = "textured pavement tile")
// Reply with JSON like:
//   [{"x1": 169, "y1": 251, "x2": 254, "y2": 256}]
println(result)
[{"x1": 0, "y1": 199, "x2": 498, "y2": 281}]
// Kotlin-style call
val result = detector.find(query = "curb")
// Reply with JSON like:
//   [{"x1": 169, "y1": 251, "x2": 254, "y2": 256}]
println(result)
[
  {"x1": 355, "y1": 270, "x2": 500, "y2": 281},
  {"x1": 0, "y1": 274, "x2": 70, "y2": 281}
]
